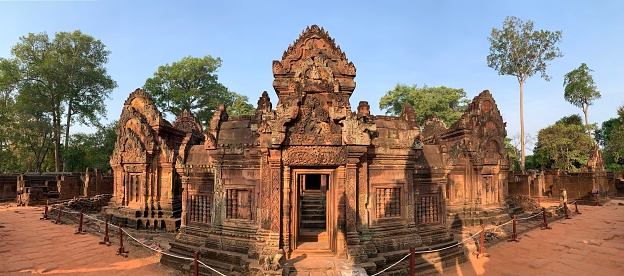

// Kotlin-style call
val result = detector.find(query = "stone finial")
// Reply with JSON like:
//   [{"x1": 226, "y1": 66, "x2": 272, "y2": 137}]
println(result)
[
  {"x1": 357, "y1": 101, "x2": 370, "y2": 117},
  {"x1": 210, "y1": 104, "x2": 228, "y2": 132},
  {"x1": 255, "y1": 91, "x2": 273, "y2": 116},
  {"x1": 400, "y1": 103, "x2": 419, "y2": 130}
]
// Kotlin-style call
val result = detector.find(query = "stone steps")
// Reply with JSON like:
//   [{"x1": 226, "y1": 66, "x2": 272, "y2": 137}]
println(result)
[
  {"x1": 299, "y1": 193, "x2": 327, "y2": 233},
  {"x1": 299, "y1": 229, "x2": 328, "y2": 242}
]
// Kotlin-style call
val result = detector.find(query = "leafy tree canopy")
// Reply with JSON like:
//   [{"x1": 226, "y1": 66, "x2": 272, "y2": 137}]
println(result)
[
  {"x1": 8, "y1": 30, "x2": 116, "y2": 172},
  {"x1": 487, "y1": 16, "x2": 563, "y2": 82},
  {"x1": 533, "y1": 114, "x2": 594, "y2": 171},
  {"x1": 563, "y1": 63, "x2": 600, "y2": 127},
  {"x1": 379, "y1": 84, "x2": 469, "y2": 126},
  {"x1": 505, "y1": 137, "x2": 521, "y2": 171},
  {"x1": 65, "y1": 121, "x2": 117, "y2": 172},
  {"x1": 143, "y1": 55, "x2": 254, "y2": 127},
  {"x1": 556, "y1": 114, "x2": 583, "y2": 126},
  {"x1": 487, "y1": 15, "x2": 563, "y2": 171},
  {"x1": 597, "y1": 106, "x2": 624, "y2": 170}
]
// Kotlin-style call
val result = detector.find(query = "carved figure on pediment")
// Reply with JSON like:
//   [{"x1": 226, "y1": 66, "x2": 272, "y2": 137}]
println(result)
[
  {"x1": 173, "y1": 109, "x2": 203, "y2": 139},
  {"x1": 113, "y1": 129, "x2": 148, "y2": 164},
  {"x1": 117, "y1": 108, "x2": 157, "y2": 152},
  {"x1": 342, "y1": 112, "x2": 376, "y2": 146}
]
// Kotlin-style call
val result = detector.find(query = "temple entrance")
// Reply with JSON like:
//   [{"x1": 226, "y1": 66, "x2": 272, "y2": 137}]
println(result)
[
  {"x1": 290, "y1": 169, "x2": 337, "y2": 255},
  {"x1": 298, "y1": 174, "x2": 328, "y2": 245}
]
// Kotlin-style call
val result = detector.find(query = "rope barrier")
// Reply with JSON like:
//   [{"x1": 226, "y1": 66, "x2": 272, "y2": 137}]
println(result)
[
  {"x1": 45, "y1": 205, "x2": 227, "y2": 276},
  {"x1": 42, "y1": 199, "x2": 582, "y2": 276}
]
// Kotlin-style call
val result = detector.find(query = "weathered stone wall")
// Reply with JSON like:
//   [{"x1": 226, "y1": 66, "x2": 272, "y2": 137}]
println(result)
[
  {"x1": 57, "y1": 173, "x2": 81, "y2": 199},
  {"x1": 83, "y1": 169, "x2": 114, "y2": 197},
  {"x1": 508, "y1": 170, "x2": 613, "y2": 199},
  {"x1": 0, "y1": 172, "x2": 114, "y2": 204},
  {"x1": 0, "y1": 175, "x2": 18, "y2": 201}
]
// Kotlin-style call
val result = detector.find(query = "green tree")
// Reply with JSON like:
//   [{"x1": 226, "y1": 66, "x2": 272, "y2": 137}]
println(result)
[
  {"x1": 597, "y1": 106, "x2": 624, "y2": 170},
  {"x1": 9, "y1": 31, "x2": 117, "y2": 172},
  {"x1": 533, "y1": 114, "x2": 594, "y2": 171},
  {"x1": 144, "y1": 55, "x2": 252, "y2": 127},
  {"x1": 563, "y1": 63, "x2": 600, "y2": 135},
  {"x1": 487, "y1": 16, "x2": 563, "y2": 170},
  {"x1": 227, "y1": 93, "x2": 255, "y2": 116},
  {"x1": 379, "y1": 84, "x2": 469, "y2": 125},
  {"x1": 0, "y1": 58, "x2": 20, "y2": 171},
  {"x1": 65, "y1": 121, "x2": 117, "y2": 172},
  {"x1": 504, "y1": 137, "x2": 521, "y2": 171}
]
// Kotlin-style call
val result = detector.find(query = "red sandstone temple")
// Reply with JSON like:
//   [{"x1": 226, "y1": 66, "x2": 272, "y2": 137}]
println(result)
[{"x1": 106, "y1": 25, "x2": 510, "y2": 274}]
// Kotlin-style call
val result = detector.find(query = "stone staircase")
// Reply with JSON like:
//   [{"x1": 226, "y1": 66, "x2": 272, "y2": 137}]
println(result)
[{"x1": 299, "y1": 193, "x2": 327, "y2": 243}]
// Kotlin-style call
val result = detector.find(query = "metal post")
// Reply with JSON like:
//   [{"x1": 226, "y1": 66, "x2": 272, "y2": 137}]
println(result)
[
  {"x1": 40, "y1": 200, "x2": 50, "y2": 220},
  {"x1": 116, "y1": 223, "x2": 128, "y2": 257},
  {"x1": 508, "y1": 215, "x2": 519, "y2": 242},
  {"x1": 54, "y1": 205, "x2": 62, "y2": 224},
  {"x1": 473, "y1": 224, "x2": 490, "y2": 258},
  {"x1": 563, "y1": 202, "x2": 571, "y2": 219},
  {"x1": 99, "y1": 218, "x2": 112, "y2": 246},
  {"x1": 574, "y1": 201, "x2": 581, "y2": 214},
  {"x1": 194, "y1": 251, "x2": 199, "y2": 276},
  {"x1": 541, "y1": 207, "x2": 551, "y2": 229},
  {"x1": 409, "y1": 246, "x2": 415, "y2": 276},
  {"x1": 75, "y1": 209, "x2": 86, "y2": 234}
]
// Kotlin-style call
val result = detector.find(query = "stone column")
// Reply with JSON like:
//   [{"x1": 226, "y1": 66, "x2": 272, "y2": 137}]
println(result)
[
  {"x1": 267, "y1": 149, "x2": 282, "y2": 248},
  {"x1": 346, "y1": 146, "x2": 365, "y2": 245},
  {"x1": 211, "y1": 160, "x2": 223, "y2": 231},
  {"x1": 283, "y1": 165, "x2": 291, "y2": 256},
  {"x1": 406, "y1": 162, "x2": 416, "y2": 229},
  {"x1": 180, "y1": 172, "x2": 189, "y2": 228},
  {"x1": 260, "y1": 149, "x2": 271, "y2": 230}
]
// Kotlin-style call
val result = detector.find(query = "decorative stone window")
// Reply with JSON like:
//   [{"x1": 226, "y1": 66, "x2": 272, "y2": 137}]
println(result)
[
  {"x1": 376, "y1": 188, "x2": 401, "y2": 218},
  {"x1": 417, "y1": 195, "x2": 440, "y2": 224},
  {"x1": 226, "y1": 189, "x2": 252, "y2": 220},
  {"x1": 189, "y1": 194, "x2": 211, "y2": 224}
]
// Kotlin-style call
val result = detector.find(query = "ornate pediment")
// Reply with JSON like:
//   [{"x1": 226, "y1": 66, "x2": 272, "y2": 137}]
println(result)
[
  {"x1": 123, "y1": 88, "x2": 170, "y2": 128},
  {"x1": 270, "y1": 25, "x2": 357, "y2": 147},
  {"x1": 110, "y1": 128, "x2": 148, "y2": 165},
  {"x1": 173, "y1": 109, "x2": 203, "y2": 138},
  {"x1": 117, "y1": 107, "x2": 156, "y2": 153}
]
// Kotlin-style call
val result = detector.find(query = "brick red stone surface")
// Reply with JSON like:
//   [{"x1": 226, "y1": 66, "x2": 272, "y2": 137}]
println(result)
[
  {"x1": 0, "y1": 205, "x2": 177, "y2": 275},
  {"x1": 443, "y1": 199, "x2": 624, "y2": 275}
]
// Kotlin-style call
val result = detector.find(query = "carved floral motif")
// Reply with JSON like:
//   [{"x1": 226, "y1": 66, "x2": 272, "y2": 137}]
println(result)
[{"x1": 282, "y1": 146, "x2": 347, "y2": 166}]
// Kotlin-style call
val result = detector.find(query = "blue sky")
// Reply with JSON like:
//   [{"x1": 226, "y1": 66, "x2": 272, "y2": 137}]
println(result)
[{"x1": 1, "y1": 1, "x2": 623, "y2": 152}]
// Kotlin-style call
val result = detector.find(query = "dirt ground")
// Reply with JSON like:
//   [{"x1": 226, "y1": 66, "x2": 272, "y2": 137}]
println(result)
[
  {"x1": 0, "y1": 204, "x2": 178, "y2": 276},
  {"x1": 443, "y1": 199, "x2": 624, "y2": 275},
  {"x1": 1, "y1": 200, "x2": 623, "y2": 275}
]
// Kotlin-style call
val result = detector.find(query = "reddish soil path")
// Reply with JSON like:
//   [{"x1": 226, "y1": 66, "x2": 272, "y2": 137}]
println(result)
[
  {"x1": 2, "y1": 200, "x2": 623, "y2": 275},
  {"x1": 443, "y1": 199, "x2": 624, "y2": 275},
  {"x1": 0, "y1": 205, "x2": 178, "y2": 276}
]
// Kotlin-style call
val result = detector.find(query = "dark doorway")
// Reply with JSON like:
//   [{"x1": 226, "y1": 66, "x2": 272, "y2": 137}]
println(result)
[{"x1": 297, "y1": 174, "x2": 329, "y2": 247}]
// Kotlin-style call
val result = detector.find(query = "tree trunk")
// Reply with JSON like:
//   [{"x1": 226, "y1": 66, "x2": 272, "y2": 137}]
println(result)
[
  {"x1": 519, "y1": 81, "x2": 526, "y2": 171},
  {"x1": 53, "y1": 112, "x2": 61, "y2": 172},
  {"x1": 52, "y1": 94, "x2": 63, "y2": 173},
  {"x1": 583, "y1": 105, "x2": 592, "y2": 139},
  {"x1": 63, "y1": 99, "x2": 72, "y2": 172}
]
